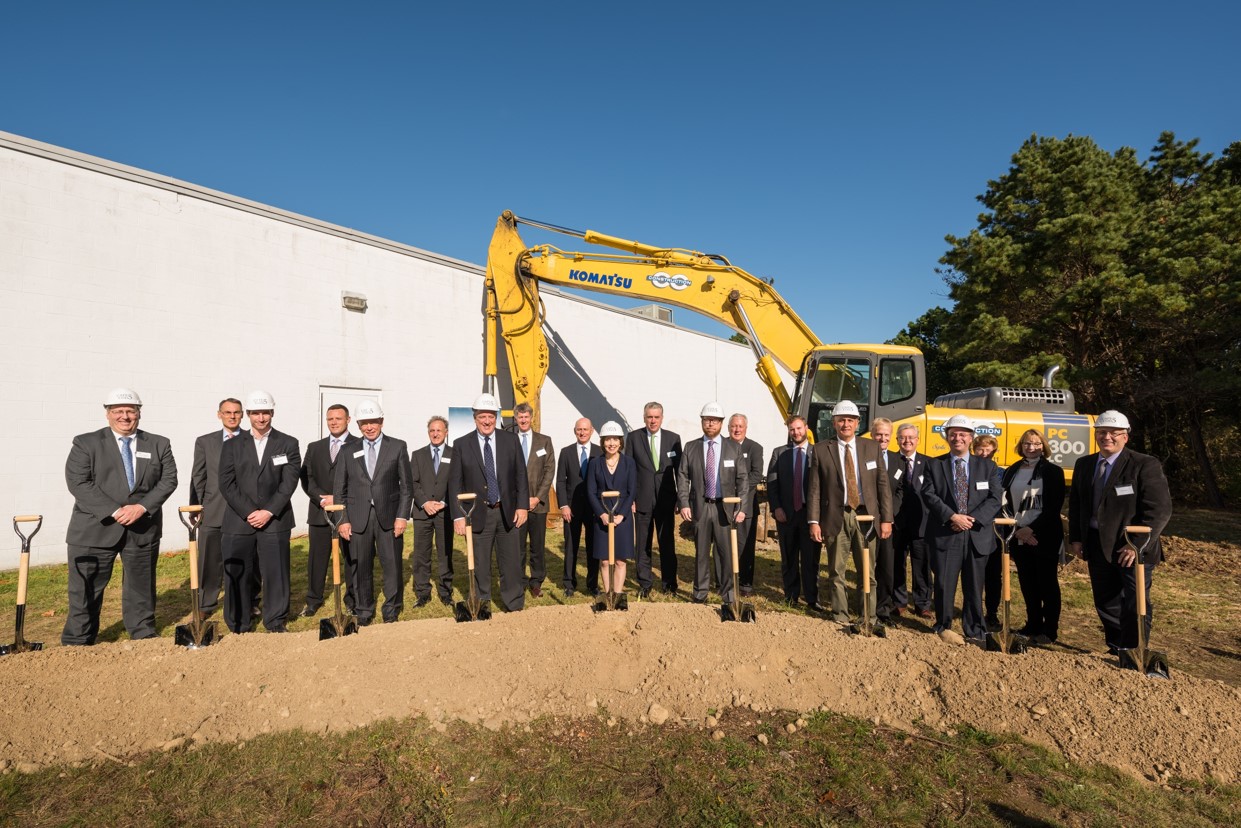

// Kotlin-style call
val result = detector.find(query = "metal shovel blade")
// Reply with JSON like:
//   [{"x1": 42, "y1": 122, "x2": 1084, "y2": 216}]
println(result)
[
  {"x1": 476, "y1": 603, "x2": 492, "y2": 621},
  {"x1": 1119, "y1": 648, "x2": 1171, "y2": 679},
  {"x1": 986, "y1": 630, "x2": 1027, "y2": 654},
  {"x1": 453, "y1": 601, "x2": 474, "y2": 623},
  {"x1": 615, "y1": 593, "x2": 629, "y2": 611},
  {"x1": 175, "y1": 620, "x2": 218, "y2": 649},
  {"x1": 719, "y1": 603, "x2": 737, "y2": 623},
  {"x1": 739, "y1": 602, "x2": 757, "y2": 623},
  {"x1": 0, "y1": 640, "x2": 42, "y2": 655},
  {"x1": 319, "y1": 616, "x2": 358, "y2": 639}
]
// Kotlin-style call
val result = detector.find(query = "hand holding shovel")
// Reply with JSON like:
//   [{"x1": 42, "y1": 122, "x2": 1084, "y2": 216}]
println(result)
[
  {"x1": 175, "y1": 506, "x2": 218, "y2": 649},
  {"x1": 1, "y1": 515, "x2": 44, "y2": 656},
  {"x1": 319, "y1": 504, "x2": 359, "y2": 639},
  {"x1": 1118, "y1": 526, "x2": 1169, "y2": 678},
  {"x1": 985, "y1": 517, "x2": 1027, "y2": 654}
]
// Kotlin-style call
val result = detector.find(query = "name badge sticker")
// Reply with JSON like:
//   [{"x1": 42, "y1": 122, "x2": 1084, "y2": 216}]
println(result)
[
  {"x1": 1115, "y1": 484, "x2": 1135, "y2": 496},
  {"x1": 865, "y1": 461, "x2": 878, "y2": 471},
  {"x1": 667, "y1": 450, "x2": 677, "y2": 458},
  {"x1": 723, "y1": 460, "x2": 735, "y2": 468},
  {"x1": 894, "y1": 468, "x2": 903, "y2": 480},
  {"x1": 135, "y1": 451, "x2": 152, "y2": 460},
  {"x1": 975, "y1": 481, "x2": 989, "y2": 490},
  {"x1": 440, "y1": 457, "x2": 451, "y2": 464},
  {"x1": 536, "y1": 448, "x2": 547, "y2": 457},
  {"x1": 353, "y1": 450, "x2": 366, "y2": 459},
  {"x1": 272, "y1": 454, "x2": 289, "y2": 466}
]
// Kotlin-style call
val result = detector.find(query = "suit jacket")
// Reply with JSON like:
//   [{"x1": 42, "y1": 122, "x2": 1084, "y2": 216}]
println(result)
[
  {"x1": 517, "y1": 429, "x2": 556, "y2": 514},
  {"x1": 218, "y1": 428, "x2": 301, "y2": 535},
  {"x1": 190, "y1": 430, "x2": 236, "y2": 529},
  {"x1": 921, "y1": 453, "x2": 1003, "y2": 556},
  {"x1": 333, "y1": 435, "x2": 414, "y2": 533},
  {"x1": 1001, "y1": 457, "x2": 1066, "y2": 548},
  {"x1": 806, "y1": 438, "x2": 893, "y2": 539},
  {"x1": 766, "y1": 442, "x2": 811, "y2": 517},
  {"x1": 299, "y1": 433, "x2": 360, "y2": 526},
  {"x1": 409, "y1": 442, "x2": 454, "y2": 520},
  {"x1": 893, "y1": 451, "x2": 931, "y2": 538},
  {"x1": 734, "y1": 438, "x2": 765, "y2": 509},
  {"x1": 65, "y1": 427, "x2": 178, "y2": 548},
  {"x1": 448, "y1": 429, "x2": 530, "y2": 532},
  {"x1": 556, "y1": 441, "x2": 602, "y2": 514},
  {"x1": 625, "y1": 428, "x2": 681, "y2": 512},
  {"x1": 1068, "y1": 449, "x2": 1171, "y2": 563},
  {"x1": 883, "y1": 449, "x2": 905, "y2": 520},
  {"x1": 676, "y1": 436, "x2": 750, "y2": 519}
]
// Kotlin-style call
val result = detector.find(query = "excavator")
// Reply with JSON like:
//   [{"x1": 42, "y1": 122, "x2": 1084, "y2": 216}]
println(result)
[{"x1": 482, "y1": 211, "x2": 1096, "y2": 475}]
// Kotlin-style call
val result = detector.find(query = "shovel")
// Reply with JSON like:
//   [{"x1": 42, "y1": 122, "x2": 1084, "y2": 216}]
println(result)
[
  {"x1": 1117, "y1": 525, "x2": 1169, "y2": 679},
  {"x1": 454, "y1": 494, "x2": 491, "y2": 622},
  {"x1": 985, "y1": 517, "x2": 1028, "y2": 654},
  {"x1": 593, "y1": 491, "x2": 628, "y2": 613},
  {"x1": 174, "y1": 506, "x2": 219, "y2": 648},
  {"x1": 719, "y1": 497, "x2": 756, "y2": 623},
  {"x1": 843, "y1": 514, "x2": 884, "y2": 637},
  {"x1": 1, "y1": 515, "x2": 44, "y2": 655},
  {"x1": 319, "y1": 504, "x2": 359, "y2": 639}
]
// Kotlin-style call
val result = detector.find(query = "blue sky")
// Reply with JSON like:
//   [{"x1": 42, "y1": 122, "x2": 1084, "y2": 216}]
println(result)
[{"x1": 4, "y1": 2, "x2": 1238, "y2": 349}]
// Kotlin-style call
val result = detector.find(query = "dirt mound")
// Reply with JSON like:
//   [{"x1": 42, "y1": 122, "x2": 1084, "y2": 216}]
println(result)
[{"x1": 1, "y1": 604, "x2": 1237, "y2": 783}]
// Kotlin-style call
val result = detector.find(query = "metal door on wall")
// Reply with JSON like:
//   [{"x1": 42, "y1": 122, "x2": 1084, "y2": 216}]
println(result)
[{"x1": 318, "y1": 386, "x2": 382, "y2": 439}]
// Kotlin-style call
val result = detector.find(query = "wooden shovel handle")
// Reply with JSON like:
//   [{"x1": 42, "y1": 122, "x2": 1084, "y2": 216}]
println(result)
[
  {"x1": 13, "y1": 515, "x2": 42, "y2": 523},
  {"x1": 324, "y1": 504, "x2": 345, "y2": 513},
  {"x1": 723, "y1": 496, "x2": 742, "y2": 505},
  {"x1": 178, "y1": 505, "x2": 203, "y2": 514},
  {"x1": 994, "y1": 517, "x2": 1018, "y2": 526},
  {"x1": 1124, "y1": 525, "x2": 1152, "y2": 534}
]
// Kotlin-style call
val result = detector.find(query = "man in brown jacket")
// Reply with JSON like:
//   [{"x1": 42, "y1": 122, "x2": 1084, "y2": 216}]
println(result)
[{"x1": 513, "y1": 402, "x2": 556, "y2": 598}]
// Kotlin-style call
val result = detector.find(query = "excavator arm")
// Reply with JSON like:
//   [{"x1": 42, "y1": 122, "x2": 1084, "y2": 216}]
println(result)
[{"x1": 484, "y1": 211, "x2": 822, "y2": 427}]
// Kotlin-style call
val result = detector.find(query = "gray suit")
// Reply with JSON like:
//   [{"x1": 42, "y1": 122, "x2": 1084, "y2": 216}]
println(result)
[
  {"x1": 190, "y1": 429, "x2": 241, "y2": 615},
  {"x1": 676, "y1": 436, "x2": 750, "y2": 603},
  {"x1": 334, "y1": 435, "x2": 414, "y2": 622},
  {"x1": 517, "y1": 429, "x2": 555, "y2": 589},
  {"x1": 299, "y1": 433, "x2": 360, "y2": 612},
  {"x1": 63, "y1": 427, "x2": 178, "y2": 644}
]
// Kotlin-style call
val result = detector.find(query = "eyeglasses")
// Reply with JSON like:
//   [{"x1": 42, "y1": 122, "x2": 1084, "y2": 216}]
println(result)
[{"x1": 1021, "y1": 442, "x2": 1044, "y2": 448}]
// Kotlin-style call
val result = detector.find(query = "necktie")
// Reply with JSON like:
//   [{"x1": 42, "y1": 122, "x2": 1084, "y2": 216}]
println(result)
[
  {"x1": 522, "y1": 431, "x2": 529, "y2": 462},
  {"x1": 121, "y1": 437, "x2": 136, "y2": 491},
  {"x1": 650, "y1": 433, "x2": 659, "y2": 471},
  {"x1": 330, "y1": 438, "x2": 340, "y2": 462},
  {"x1": 433, "y1": 446, "x2": 441, "y2": 474},
  {"x1": 366, "y1": 439, "x2": 377, "y2": 477},
  {"x1": 1092, "y1": 458, "x2": 1110, "y2": 516},
  {"x1": 793, "y1": 446, "x2": 804, "y2": 512},
  {"x1": 580, "y1": 446, "x2": 588, "y2": 479},
  {"x1": 954, "y1": 458, "x2": 968, "y2": 512},
  {"x1": 844, "y1": 443, "x2": 860, "y2": 509},
  {"x1": 905, "y1": 456, "x2": 915, "y2": 492},
  {"x1": 705, "y1": 439, "x2": 717, "y2": 499},
  {"x1": 484, "y1": 436, "x2": 500, "y2": 503}
]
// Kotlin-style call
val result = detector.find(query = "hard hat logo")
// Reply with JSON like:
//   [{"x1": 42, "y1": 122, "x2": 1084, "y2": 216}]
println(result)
[
  {"x1": 832, "y1": 400, "x2": 861, "y2": 419},
  {"x1": 471, "y1": 393, "x2": 502, "y2": 413},
  {"x1": 700, "y1": 402, "x2": 725, "y2": 419},
  {"x1": 1094, "y1": 410, "x2": 1131, "y2": 430},
  {"x1": 246, "y1": 391, "x2": 276, "y2": 411},
  {"x1": 599, "y1": 421, "x2": 624, "y2": 438},
  {"x1": 355, "y1": 400, "x2": 384, "y2": 420},
  {"x1": 943, "y1": 414, "x2": 975, "y2": 432},
  {"x1": 103, "y1": 388, "x2": 143, "y2": 407}
]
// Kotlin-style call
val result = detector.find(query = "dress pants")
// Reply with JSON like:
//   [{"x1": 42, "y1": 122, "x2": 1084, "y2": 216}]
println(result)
[
  {"x1": 562, "y1": 513, "x2": 598, "y2": 593},
  {"x1": 1085, "y1": 529, "x2": 1154, "y2": 649},
  {"x1": 931, "y1": 540, "x2": 988, "y2": 640},
  {"x1": 222, "y1": 530, "x2": 290, "y2": 633},
  {"x1": 737, "y1": 497, "x2": 759, "y2": 588},
  {"x1": 693, "y1": 501, "x2": 736, "y2": 604},
  {"x1": 828, "y1": 511, "x2": 877, "y2": 623},
  {"x1": 983, "y1": 550, "x2": 1002, "y2": 620},
  {"x1": 874, "y1": 530, "x2": 897, "y2": 619},
  {"x1": 518, "y1": 513, "x2": 548, "y2": 588},
  {"x1": 635, "y1": 505, "x2": 676, "y2": 590},
  {"x1": 471, "y1": 504, "x2": 525, "y2": 611},
  {"x1": 412, "y1": 513, "x2": 454, "y2": 602},
  {"x1": 62, "y1": 540, "x2": 159, "y2": 645},
  {"x1": 895, "y1": 526, "x2": 932, "y2": 612},
  {"x1": 1013, "y1": 540, "x2": 1061, "y2": 639},
  {"x1": 306, "y1": 524, "x2": 354, "y2": 613},
  {"x1": 352, "y1": 506, "x2": 405, "y2": 622},
  {"x1": 197, "y1": 525, "x2": 224, "y2": 616},
  {"x1": 776, "y1": 510, "x2": 820, "y2": 604}
]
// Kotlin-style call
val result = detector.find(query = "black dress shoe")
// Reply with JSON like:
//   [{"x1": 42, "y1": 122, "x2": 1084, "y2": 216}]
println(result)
[
  {"x1": 357, "y1": 617, "x2": 373, "y2": 627},
  {"x1": 805, "y1": 602, "x2": 825, "y2": 613},
  {"x1": 662, "y1": 583, "x2": 679, "y2": 595},
  {"x1": 691, "y1": 596, "x2": 707, "y2": 604},
  {"x1": 382, "y1": 615, "x2": 400, "y2": 624},
  {"x1": 638, "y1": 587, "x2": 651, "y2": 599},
  {"x1": 564, "y1": 587, "x2": 575, "y2": 598},
  {"x1": 267, "y1": 625, "x2": 288, "y2": 634},
  {"x1": 298, "y1": 605, "x2": 319, "y2": 618},
  {"x1": 438, "y1": 595, "x2": 453, "y2": 606},
  {"x1": 414, "y1": 596, "x2": 431, "y2": 609},
  {"x1": 251, "y1": 606, "x2": 263, "y2": 619},
  {"x1": 740, "y1": 585, "x2": 755, "y2": 597},
  {"x1": 529, "y1": 584, "x2": 543, "y2": 598}
]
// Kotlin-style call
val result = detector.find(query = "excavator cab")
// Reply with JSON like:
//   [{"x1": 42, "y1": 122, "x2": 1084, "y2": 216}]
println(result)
[{"x1": 798, "y1": 346, "x2": 925, "y2": 442}]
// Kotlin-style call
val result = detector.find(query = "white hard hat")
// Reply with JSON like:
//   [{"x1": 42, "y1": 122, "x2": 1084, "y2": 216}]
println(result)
[
  {"x1": 832, "y1": 400, "x2": 860, "y2": 418},
  {"x1": 103, "y1": 388, "x2": 142, "y2": 407},
  {"x1": 1094, "y1": 410, "x2": 1131, "y2": 430},
  {"x1": 471, "y1": 393, "x2": 502, "y2": 413},
  {"x1": 245, "y1": 390, "x2": 276, "y2": 411},
  {"x1": 599, "y1": 421, "x2": 624, "y2": 438},
  {"x1": 355, "y1": 399, "x2": 384, "y2": 420},
  {"x1": 943, "y1": 414, "x2": 974, "y2": 432},
  {"x1": 700, "y1": 401, "x2": 725, "y2": 419}
]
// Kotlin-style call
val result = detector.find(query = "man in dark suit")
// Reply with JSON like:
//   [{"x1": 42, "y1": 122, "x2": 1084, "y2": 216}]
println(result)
[
  {"x1": 1069, "y1": 410, "x2": 1172, "y2": 654},
  {"x1": 62, "y1": 388, "x2": 178, "y2": 645},
  {"x1": 728, "y1": 413, "x2": 765, "y2": 597},
  {"x1": 410, "y1": 415, "x2": 455, "y2": 606},
  {"x1": 870, "y1": 418, "x2": 905, "y2": 623},
  {"x1": 625, "y1": 402, "x2": 682, "y2": 596},
  {"x1": 512, "y1": 402, "x2": 556, "y2": 598},
  {"x1": 676, "y1": 402, "x2": 750, "y2": 604},
  {"x1": 298, "y1": 403, "x2": 359, "y2": 617},
  {"x1": 555, "y1": 418, "x2": 601, "y2": 597},
  {"x1": 893, "y1": 423, "x2": 933, "y2": 617},
  {"x1": 190, "y1": 397, "x2": 243, "y2": 617},
  {"x1": 334, "y1": 400, "x2": 413, "y2": 625},
  {"x1": 920, "y1": 415, "x2": 1003, "y2": 645},
  {"x1": 808, "y1": 400, "x2": 893, "y2": 624},
  {"x1": 765, "y1": 415, "x2": 819, "y2": 605},
  {"x1": 218, "y1": 390, "x2": 301, "y2": 634},
  {"x1": 449, "y1": 393, "x2": 530, "y2": 611}
]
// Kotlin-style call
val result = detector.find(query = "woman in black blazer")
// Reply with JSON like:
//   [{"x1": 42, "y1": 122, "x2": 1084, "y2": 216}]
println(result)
[{"x1": 1001, "y1": 429, "x2": 1066, "y2": 644}]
